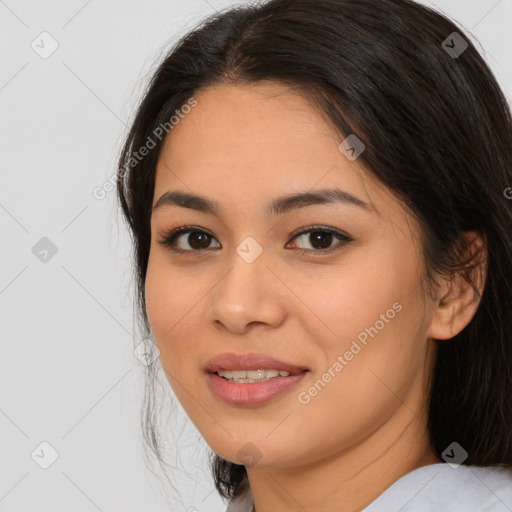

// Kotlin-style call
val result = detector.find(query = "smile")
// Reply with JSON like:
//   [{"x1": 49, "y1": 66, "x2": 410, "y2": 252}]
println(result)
[{"x1": 207, "y1": 370, "x2": 309, "y2": 406}]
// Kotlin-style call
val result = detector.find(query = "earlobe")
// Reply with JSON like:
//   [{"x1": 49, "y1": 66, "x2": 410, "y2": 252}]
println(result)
[{"x1": 426, "y1": 231, "x2": 487, "y2": 341}]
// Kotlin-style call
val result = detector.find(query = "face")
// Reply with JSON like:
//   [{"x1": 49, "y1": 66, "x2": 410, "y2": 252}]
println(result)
[{"x1": 145, "y1": 81, "x2": 438, "y2": 469}]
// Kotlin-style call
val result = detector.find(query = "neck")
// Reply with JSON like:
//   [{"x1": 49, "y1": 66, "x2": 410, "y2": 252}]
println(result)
[{"x1": 246, "y1": 405, "x2": 442, "y2": 512}]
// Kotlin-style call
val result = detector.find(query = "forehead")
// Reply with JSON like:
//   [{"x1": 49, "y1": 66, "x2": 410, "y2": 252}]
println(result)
[
  {"x1": 162, "y1": 82, "x2": 340, "y2": 167},
  {"x1": 153, "y1": 82, "x2": 405, "y2": 226}
]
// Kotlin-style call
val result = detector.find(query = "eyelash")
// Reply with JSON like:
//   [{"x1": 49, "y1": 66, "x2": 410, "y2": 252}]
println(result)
[{"x1": 157, "y1": 224, "x2": 353, "y2": 257}]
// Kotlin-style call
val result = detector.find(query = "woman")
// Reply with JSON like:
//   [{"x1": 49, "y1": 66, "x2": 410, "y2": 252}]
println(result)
[{"x1": 116, "y1": 0, "x2": 512, "y2": 510}]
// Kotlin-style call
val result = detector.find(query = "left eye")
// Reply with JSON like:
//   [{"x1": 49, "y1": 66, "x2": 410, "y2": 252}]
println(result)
[
  {"x1": 157, "y1": 225, "x2": 352, "y2": 255},
  {"x1": 288, "y1": 227, "x2": 352, "y2": 253}
]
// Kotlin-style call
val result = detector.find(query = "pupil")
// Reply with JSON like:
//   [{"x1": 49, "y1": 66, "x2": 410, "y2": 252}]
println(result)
[
  {"x1": 189, "y1": 232, "x2": 211, "y2": 249},
  {"x1": 311, "y1": 231, "x2": 332, "y2": 249}
]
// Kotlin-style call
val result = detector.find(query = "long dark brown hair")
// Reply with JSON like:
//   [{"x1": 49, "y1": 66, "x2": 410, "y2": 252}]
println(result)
[{"x1": 116, "y1": 0, "x2": 512, "y2": 503}]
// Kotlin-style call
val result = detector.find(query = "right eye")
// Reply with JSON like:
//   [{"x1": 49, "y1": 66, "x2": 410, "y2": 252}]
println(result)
[{"x1": 157, "y1": 226, "x2": 221, "y2": 254}]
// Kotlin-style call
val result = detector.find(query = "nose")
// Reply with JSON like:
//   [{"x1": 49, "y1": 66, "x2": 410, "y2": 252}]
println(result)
[{"x1": 205, "y1": 246, "x2": 287, "y2": 335}]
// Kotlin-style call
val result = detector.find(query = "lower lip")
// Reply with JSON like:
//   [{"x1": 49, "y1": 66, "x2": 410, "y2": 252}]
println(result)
[{"x1": 207, "y1": 371, "x2": 309, "y2": 406}]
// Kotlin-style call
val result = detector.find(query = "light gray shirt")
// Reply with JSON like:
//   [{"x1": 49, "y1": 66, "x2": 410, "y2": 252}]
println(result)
[{"x1": 225, "y1": 462, "x2": 512, "y2": 511}]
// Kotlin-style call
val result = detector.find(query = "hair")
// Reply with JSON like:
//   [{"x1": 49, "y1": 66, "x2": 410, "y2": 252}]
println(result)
[{"x1": 116, "y1": 0, "x2": 512, "y2": 503}]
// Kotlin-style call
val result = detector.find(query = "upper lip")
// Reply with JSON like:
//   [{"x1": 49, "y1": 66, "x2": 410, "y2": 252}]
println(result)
[{"x1": 206, "y1": 353, "x2": 309, "y2": 374}]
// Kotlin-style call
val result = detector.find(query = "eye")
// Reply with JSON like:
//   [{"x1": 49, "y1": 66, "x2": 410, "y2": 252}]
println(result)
[
  {"x1": 286, "y1": 225, "x2": 353, "y2": 255},
  {"x1": 157, "y1": 224, "x2": 352, "y2": 256},
  {"x1": 157, "y1": 225, "x2": 220, "y2": 254}
]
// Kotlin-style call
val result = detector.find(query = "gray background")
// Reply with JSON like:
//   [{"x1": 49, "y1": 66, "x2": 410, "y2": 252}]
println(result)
[{"x1": 1, "y1": 0, "x2": 511, "y2": 511}]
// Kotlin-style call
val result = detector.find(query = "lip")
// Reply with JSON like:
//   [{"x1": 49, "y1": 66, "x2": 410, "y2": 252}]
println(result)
[
  {"x1": 207, "y1": 371, "x2": 309, "y2": 406},
  {"x1": 205, "y1": 352, "x2": 309, "y2": 374},
  {"x1": 205, "y1": 352, "x2": 310, "y2": 407}
]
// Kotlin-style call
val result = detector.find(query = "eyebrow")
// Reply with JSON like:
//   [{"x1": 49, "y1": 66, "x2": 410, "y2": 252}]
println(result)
[{"x1": 152, "y1": 187, "x2": 375, "y2": 216}]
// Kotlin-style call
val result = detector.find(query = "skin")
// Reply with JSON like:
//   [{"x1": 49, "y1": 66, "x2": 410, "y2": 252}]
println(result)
[{"x1": 144, "y1": 81, "x2": 486, "y2": 512}]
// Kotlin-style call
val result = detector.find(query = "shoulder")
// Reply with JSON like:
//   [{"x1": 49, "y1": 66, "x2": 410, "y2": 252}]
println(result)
[
  {"x1": 363, "y1": 463, "x2": 512, "y2": 512},
  {"x1": 222, "y1": 463, "x2": 512, "y2": 512}
]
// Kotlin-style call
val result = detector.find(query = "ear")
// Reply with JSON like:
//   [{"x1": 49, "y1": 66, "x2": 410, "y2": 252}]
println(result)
[{"x1": 427, "y1": 231, "x2": 487, "y2": 341}]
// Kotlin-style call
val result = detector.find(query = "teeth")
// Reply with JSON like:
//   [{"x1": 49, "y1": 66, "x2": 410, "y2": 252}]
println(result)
[
  {"x1": 217, "y1": 369, "x2": 292, "y2": 382},
  {"x1": 246, "y1": 369, "x2": 280, "y2": 379}
]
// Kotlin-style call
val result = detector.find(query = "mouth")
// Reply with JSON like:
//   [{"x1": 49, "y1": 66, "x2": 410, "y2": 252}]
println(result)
[
  {"x1": 212, "y1": 368, "x2": 307, "y2": 383},
  {"x1": 207, "y1": 369, "x2": 310, "y2": 407},
  {"x1": 205, "y1": 352, "x2": 309, "y2": 377},
  {"x1": 205, "y1": 352, "x2": 310, "y2": 406}
]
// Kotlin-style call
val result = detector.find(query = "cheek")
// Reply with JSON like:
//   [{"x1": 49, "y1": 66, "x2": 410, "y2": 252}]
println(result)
[
  {"x1": 144, "y1": 260, "x2": 206, "y2": 412},
  {"x1": 297, "y1": 257, "x2": 407, "y2": 352},
  {"x1": 144, "y1": 255, "x2": 200, "y2": 357},
  {"x1": 302, "y1": 244, "x2": 427, "y2": 395},
  {"x1": 287, "y1": 291, "x2": 428, "y2": 464}
]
